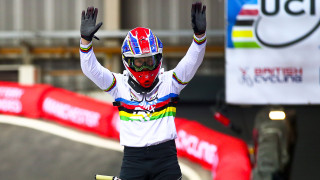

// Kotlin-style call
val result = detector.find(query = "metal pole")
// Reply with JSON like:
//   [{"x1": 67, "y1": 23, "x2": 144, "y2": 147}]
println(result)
[
  {"x1": 13, "y1": 0, "x2": 23, "y2": 46},
  {"x1": 169, "y1": 0, "x2": 179, "y2": 44},
  {"x1": 44, "y1": 0, "x2": 54, "y2": 45}
]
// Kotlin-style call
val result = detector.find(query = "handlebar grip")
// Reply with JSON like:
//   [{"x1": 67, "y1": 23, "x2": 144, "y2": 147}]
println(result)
[{"x1": 95, "y1": 174, "x2": 114, "y2": 180}]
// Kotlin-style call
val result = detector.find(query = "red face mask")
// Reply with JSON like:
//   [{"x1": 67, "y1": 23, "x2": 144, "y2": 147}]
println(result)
[{"x1": 126, "y1": 63, "x2": 161, "y2": 88}]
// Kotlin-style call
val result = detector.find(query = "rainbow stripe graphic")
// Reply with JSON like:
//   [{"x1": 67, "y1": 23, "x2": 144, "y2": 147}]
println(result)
[
  {"x1": 230, "y1": 0, "x2": 261, "y2": 48},
  {"x1": 115, "y1": 93, "x2": 178, "y2": 122},
  {"x1": 119, "y1": 106, "x2": 176, "y2": 122}
]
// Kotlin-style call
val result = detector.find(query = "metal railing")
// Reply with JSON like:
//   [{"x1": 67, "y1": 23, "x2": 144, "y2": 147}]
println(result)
[{"x1": 0, "y1": 30, "x2": 224, "y2": 40}]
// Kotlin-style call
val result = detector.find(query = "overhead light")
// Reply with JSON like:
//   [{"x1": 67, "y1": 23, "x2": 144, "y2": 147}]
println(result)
[{"x1": 269, "y1": 110, "x2": 286, "y2": 120}]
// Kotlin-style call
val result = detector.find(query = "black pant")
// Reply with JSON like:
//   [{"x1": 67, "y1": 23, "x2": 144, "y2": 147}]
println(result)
[{"x1": 120, "y1": 140, "x2": 182, "y2": 180}]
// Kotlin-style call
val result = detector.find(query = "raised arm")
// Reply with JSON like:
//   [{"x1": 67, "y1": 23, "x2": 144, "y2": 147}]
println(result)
[
  {"x1": 80, "y1": 7, "x2": 115, "y2": 92},
  {"x1": 173, "y1": 2, "x2": 207, "y2": 86}
]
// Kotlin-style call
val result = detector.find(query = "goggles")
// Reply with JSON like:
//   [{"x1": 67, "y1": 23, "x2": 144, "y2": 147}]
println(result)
[{"x1": 125, "y1": 54, "x2": 162, "y2": 72}]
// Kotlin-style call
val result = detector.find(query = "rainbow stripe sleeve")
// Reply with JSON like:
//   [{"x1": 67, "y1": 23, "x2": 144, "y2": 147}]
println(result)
[
  {"x1": 172, "y1": 72, "x2": 189, "y2": 85},
  {"x1": 104, "y1": 74, "x2": 116, "y2": 92},
  {"x1": 193, "y1": 35, "x2": 207, "y2": 45},
  {"x1": 80, "y1": 44, "x2": 93, "y2": 53}
]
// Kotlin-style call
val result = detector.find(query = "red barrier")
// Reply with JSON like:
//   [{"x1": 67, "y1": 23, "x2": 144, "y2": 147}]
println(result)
[
  {"x1": 0, "y1": 81, "x2": 52, "y2": 118},
  {"x1": 0, "y1": 81, "x2": 252, "y2": 180},
  {"x1": 174, "y1": 117, "x2": 189, "y2": 130},
  {"x1": 40, "y1": 87, "x2": 116, "y2": 137},
  {"x1": 175, "y1": 121, "x2": 252, "y2": 180},
  {"x1": 214, "y1": 139, "x2": 252, "y2": 180}
]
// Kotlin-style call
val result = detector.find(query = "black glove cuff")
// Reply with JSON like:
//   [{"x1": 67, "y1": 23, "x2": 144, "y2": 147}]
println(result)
[
  {"x1": 194, "y1": 30, "x2": 205, "y2": 35},
  {"x1": 81, "y1": 34, "x2": 93, "y2": 42}
]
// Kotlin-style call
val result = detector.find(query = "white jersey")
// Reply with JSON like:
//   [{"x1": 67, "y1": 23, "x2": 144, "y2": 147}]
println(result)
[{"x1": 80, "y1": 34, "x2": 207, "y2": 147}]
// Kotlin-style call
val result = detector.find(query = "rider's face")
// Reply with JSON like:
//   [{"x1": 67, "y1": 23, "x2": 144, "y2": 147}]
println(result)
[{"x1": 134, "y1": 57, "x2": 155, "y2": 69}]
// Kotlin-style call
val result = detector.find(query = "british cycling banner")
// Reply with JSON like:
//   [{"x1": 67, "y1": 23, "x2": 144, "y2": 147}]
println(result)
[{"x1": 226, "y1": 0, "x2": 320, "y2": 104}]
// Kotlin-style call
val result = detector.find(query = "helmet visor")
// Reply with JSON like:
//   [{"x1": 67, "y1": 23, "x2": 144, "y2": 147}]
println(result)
[{"x1": 126, "y1": 54, "x2": 162, "y2": 72}]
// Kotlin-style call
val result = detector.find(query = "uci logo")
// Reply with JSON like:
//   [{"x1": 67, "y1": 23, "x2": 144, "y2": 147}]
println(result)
[
  {"x1": 261, "y1": 0, "x2": 316, "y2": 16},
  {"x1": 255, "y1": 0, "x2": 320, "y2": 48}
]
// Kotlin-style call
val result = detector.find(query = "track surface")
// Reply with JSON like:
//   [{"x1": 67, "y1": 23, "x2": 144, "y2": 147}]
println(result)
[{"x1": 0, "y1": 115, "x2": 211, "y2": 180}]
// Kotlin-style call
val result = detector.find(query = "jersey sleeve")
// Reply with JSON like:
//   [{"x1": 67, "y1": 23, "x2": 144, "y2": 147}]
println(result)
[
  {"x1": 172, "y1": 34, "x2": 207, "y2": 92},
  {"x1": 79, "y1": 40, "x2": 117, "y2": 93}
]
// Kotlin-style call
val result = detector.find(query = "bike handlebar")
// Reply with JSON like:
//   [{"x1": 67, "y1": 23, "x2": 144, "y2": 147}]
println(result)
[{"x1": 95, "y1": 174, "x2": 118, "y2": 180}]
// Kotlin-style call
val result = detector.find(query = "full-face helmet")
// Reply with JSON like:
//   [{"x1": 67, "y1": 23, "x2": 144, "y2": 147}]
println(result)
[{"x1": 121, "y1": 27, "x2": 163, "y2": 88}]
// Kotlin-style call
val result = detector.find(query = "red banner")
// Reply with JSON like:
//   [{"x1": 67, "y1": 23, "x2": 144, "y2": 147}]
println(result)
[
  {"x1": 175, "y1": 121, "x2": 251, "y2": 180},
  {"x1": 0, "y1": 81, "x2": 52, "y2": 118},
  {"x1": 40, "y1": 87, "x2": 117, "y2": 137}
]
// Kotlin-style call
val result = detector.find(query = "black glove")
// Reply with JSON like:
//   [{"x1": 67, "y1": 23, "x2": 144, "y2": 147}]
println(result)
[
  {"x1": 191, "y1": 2, "x2": 206, "y2": 35},
  {"x1": 81, "y1": 6, "x2": 103, "y2": 41}
]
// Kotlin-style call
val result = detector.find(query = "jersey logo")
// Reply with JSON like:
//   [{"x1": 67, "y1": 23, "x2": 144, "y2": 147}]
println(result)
[{"x1": 129, "y1": 87, "x2": 159, "y2": 112}]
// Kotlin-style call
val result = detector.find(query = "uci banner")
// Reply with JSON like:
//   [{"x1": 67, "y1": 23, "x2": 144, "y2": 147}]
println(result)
[{"x1": 226, "y1": 0, "x2": 320, "y2": 104}]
